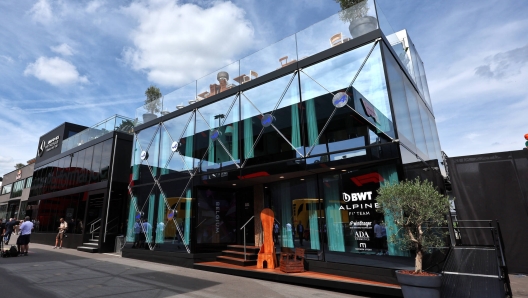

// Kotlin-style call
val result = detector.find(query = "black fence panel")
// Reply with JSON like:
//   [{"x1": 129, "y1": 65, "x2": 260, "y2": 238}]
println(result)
[{"x1": 448, "y1": 150, "x2": 528, "y2": 273}]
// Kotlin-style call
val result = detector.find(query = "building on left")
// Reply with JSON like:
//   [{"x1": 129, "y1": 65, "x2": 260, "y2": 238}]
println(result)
[
  {"x1": 24, "y1": 115, "x2": 134, "y2": 252},
  {"x1": 0, "y1": 158, "x2": 36, "y2": 221}
]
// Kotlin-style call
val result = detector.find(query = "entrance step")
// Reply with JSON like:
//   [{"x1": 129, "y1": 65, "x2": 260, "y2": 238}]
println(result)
[
  {"x1": 216, "y1": 244, "x2": 260, "y2": 267},
  {"x1": 77, "y1": 246, "x2": 98, "y2": 253},
  {"x1": 216, "y1": 256, "x2": 257, "y2": 266}
]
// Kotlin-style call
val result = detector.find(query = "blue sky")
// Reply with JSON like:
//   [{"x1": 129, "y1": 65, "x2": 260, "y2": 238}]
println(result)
[{"x1": 0, "y1": 0, "x2": 527, "y2": 176}]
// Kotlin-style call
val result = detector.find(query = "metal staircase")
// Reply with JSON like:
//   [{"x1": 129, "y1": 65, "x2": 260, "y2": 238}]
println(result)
[{"x1": 441, "y1": 220, "x2": 512, "y2": 298}]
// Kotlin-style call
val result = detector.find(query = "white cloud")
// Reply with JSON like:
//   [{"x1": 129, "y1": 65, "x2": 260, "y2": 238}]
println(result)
[
  {"x1": 24, "y1": 57, "x2": 89, "y2": 86},
  {"x1": 29, "y1": 0, "x2": 53, "y2": 24},
  {"x1": 51, "y1": 43, "x2": 74, "y2": 56},
  {"x1": 86, "y1": 0, "x2": 105, "y2": 13},
  {"x1": 0, "y1": 55, "x2": 14, "y2": 63},
  {"x1": 122, "y1": 0, "x2": 254, "y2": 87}
]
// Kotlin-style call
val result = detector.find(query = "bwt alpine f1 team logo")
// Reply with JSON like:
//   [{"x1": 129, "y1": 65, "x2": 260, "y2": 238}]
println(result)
[{"x1": 332, "y1": 92, "x2": 349, "y2": 108}]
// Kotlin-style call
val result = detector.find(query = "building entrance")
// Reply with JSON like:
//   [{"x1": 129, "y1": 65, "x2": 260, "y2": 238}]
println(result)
[
  {"x1": 194, "y1": 186, "x2": 254, "y2": 251},
  {"x1": 84, "y1": 193, "x2": 104, "y2": 239}
]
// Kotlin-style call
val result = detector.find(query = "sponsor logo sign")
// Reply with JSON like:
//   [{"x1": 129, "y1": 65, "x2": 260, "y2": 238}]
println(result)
[
  {"x1": 261, "y1": 114, "x2": 274, "y2": 128},
  {"x1": 354, "y1": 231, "x2": 370, "y2": 241},
  {"x1": 38, "y1": 135, "x2": 60, "y2": 156},
  {"x1": 349, "y1": 221, "x2": 372, "y2": 230},
  {"x1": 171, "y1": 141, "x2": 179, "y2": 152},
  {"x1": 332, "y1": 92, "x2": 349, "y2": 108},
  {"x1": 140, "y1": 151, "x2": 149, "y2": 160},
  {"x1": 210, "y1": 129, "x2": 220, "y2": 141}
]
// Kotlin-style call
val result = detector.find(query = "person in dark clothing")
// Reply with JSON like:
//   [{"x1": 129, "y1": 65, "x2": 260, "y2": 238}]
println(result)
[
  {"x1": 296, "y1": 221, "x2": 304, "y2": 246},
  {"x1": 4, "y1": 218, "x2": 18, "y2": 245},
  {"x1": 273, "y1": 222, "x2": 279, "y2": 244},
  {"x1": 0, "y1": 219, "x2": 6, "y2": 240}
]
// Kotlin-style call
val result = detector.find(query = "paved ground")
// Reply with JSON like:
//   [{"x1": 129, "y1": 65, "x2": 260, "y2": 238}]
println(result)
[
  {"x1": 0, "y1": 241, "x2": 377, "y2": 298},
  {"x1": 2, "y1": 233, "x2": 527, "y2": 297}
]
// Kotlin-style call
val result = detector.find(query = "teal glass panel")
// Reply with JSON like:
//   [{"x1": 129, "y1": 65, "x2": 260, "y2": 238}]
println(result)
[
  {"x1": 195, "y1": 94, "x2": 240, "y2": 173},
  {"x1": 156, "y1": 192, "x2": 165, "y2": 244},
  {"x1": 146, "y1": 192, "x2": 155, "y2": 245},
  {"x1": 126, "y1": 196, "x2": 137, "y2": 242},
  {"x1": 322, "y1": 174, "x2": 345, "y2": 252},
  {"x1": 158, "y1": 179, "x2": 193, "y2": 252},
  {"x1": 378, "y1": 164, "x2": 410, "y2": 257}
]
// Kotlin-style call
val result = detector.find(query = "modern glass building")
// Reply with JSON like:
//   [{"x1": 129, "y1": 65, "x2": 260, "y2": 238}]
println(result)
[
  {"x1": 123, "y1": 0, "x2": 445, "y2": 278},
  {"x1": 26, "y1": 116, "x2": 134, "y2": 252}
]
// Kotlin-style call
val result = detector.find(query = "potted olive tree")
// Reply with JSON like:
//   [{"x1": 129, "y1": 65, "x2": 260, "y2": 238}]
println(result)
[
  {"x1": 143, "y1": 85, "x2": 162, "y2": 123},
  {"x1": 376, "y1": 178, "x2": 451, "y2": 298},
  {"x1": 334, "y1": 0, "x2": 378, "y2": 38}
]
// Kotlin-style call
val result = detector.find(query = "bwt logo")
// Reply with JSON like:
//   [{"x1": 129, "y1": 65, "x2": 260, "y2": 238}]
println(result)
[
  {"x1": 359, "y1": 243, "x2": 367, "y2": 248},
  {"x1": 342, "y1": 191, "x2": 373, "y2": 202},
  {"x1": 210, "y1": 130, "x2": 220, "y2": 141},
  {"x1": 332, "y1": 92, "x2": 349, "y2": 108},
  {"x1": 261, "y1": 114, "x2": 274, "y2": 127}
]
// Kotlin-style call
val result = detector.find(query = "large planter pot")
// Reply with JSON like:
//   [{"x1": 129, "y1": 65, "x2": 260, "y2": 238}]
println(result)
[
  {"x1": 142, "y1": 113, "x2": 157, "y2": 123},
  {"x1": 348, "y1": 16, "x2": 378, "y2": 38},
  {"x1": 396, "y1": 270, "x2": 442, "y2": 298}
]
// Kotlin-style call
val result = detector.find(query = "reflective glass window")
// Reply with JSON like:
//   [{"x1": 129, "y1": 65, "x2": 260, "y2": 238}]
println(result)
[
  {"x1": 160, "y1": 112, "x2": 197, "y2": 181},
  {"x1": 134, "y1": 126, "x2": 158, "y2": 184},
  {"x1": 25, "y1": 176, "x2": 32, "y2": 188},
  {"x1": 419, "y1": 101, "x2": 437, "y2": 161},
  {"x1": 2, "y1": 183, "x2": 12, "y2": 194},
  {"x1": 100, "y1": 139, "x2": 113, "y2": 181},
  {"x1": 269, "y1": 176, "x2": 323, "y2": 259},
  {"x1": 195, "y1": 94, "x2": 240, "y2": 173},
  {"x1": 300, "y1": 42, "x2": 394, "y2": 146},
  {"x1": 383, "y1": 43, "x2": 416, "y2": 151},
  {"x1": 91, "y1": 142, "x2": 103, "y2": 183},
  {"x1": 404, "y1": 78, "x2": 429, "y2": 160},
  {"x1": 240, "y1": 72, "x2": 303, "y2": 167},
  {"x1": 75, "y1": 150, "x2": 86, "y2": 187}
]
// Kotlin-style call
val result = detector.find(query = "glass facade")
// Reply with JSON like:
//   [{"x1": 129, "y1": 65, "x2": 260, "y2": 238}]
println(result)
[
  {"x1": 27, "y1": 193, "x2": 86, "y2": 234},
  {"x1": 124, "y1": 4, "x2": 444, "y2": 271},
  {"x1": 30, "y1": 139, "x2": 113, "y2": 197}
]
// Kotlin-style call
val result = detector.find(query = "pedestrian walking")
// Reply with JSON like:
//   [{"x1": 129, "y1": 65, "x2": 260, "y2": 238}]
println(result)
[
  {"x1": 54, "y1": 218, "x2": 68, "y2": 249},
  {"x1": 18, "y1": 216, "x2": 34, "y2": 256}
]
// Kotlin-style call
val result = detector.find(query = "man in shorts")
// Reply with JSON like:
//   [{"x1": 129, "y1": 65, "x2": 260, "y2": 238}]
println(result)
[
  {"x1": 54, "y1": 218, "x2": 68, "y2": 249},
  {"x1": 18, "y1": 216, "x2": 34, "y2": 256}
]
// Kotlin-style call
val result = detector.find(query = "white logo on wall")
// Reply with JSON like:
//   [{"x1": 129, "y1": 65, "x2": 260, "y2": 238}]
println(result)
[
  {"x1": 356, "y1": 242, "x2": 372, "y2": 252},
  {"x1": 171, "y1": 141, "x2": 179, "y2": 152},
  {"x1": 354, "y1": 231, "x2": 370, "y2": 241},
  {"x1": 343, "y1": 191, "x2": 373, "y2": 202},
  {"x1": 350, "y1": 221, "x2": 372, "y2": 230},
  {"x1": 38, "y1": 135, "x2": 60, "y2": 156},
  {"x1": 140, "y1": 151, "x2": 149, "y2": 160}
]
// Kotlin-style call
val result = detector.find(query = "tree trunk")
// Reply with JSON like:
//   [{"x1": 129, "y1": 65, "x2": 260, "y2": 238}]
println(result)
[{"x1": 415, "y1": 249, "x2": 423, "y2": 273}]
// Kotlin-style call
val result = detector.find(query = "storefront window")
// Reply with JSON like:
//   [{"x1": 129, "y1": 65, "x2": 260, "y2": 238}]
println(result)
[
  {"x1": 195, "y1": 188, "x2": 237, "y2": 245},
  {"x1": 269, "y1": 176, "x2": 323, "y2": 259},
  {"x1": 321, "y1": 164, "x2": 409, "y2": 261}
]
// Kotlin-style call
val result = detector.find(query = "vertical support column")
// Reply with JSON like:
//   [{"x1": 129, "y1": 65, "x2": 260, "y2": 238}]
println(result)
[{"x1": 253, "y1": 184, "x2": 264, "y2": 247}]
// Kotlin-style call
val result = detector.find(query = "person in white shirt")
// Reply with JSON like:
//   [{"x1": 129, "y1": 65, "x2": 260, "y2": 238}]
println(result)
[
  {"x1": 54, "y1": 218, "x2": 68, "y2": 249},
  {"x1": 18, "y1": 216, "x2": 34, "y2": 256}
]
